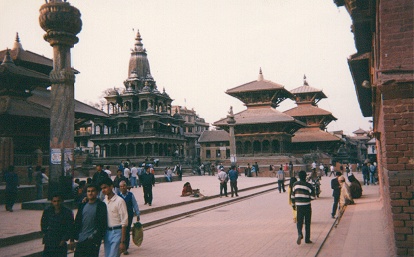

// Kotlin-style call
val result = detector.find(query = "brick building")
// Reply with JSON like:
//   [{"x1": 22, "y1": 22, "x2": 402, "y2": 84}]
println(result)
[{"x1": 333, "y1": 0, "x2": 414, "y2": 255}]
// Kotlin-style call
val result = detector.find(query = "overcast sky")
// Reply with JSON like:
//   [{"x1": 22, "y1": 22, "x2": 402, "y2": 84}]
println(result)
[{"x1": 1, "y1": 0, "x2": 372, "y2": 135}]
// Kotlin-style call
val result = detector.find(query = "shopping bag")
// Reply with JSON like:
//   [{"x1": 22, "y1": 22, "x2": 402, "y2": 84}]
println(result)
[{"x1": 132, "y1": 222, "x2": 144, "y2": 247}]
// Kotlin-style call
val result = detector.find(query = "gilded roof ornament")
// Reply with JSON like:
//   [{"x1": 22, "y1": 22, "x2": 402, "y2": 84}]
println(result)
[
  {"x1": 133, "y1": 30, "x2": 145, "y2": 52},
  {"x1": 12, "y1": 32, "x2": 24, "y2": 52},
  {"x1": 303, "y1": 74, "x2": 309, "y2": 86},
  {"x1": 2, "y1": 48, "x2": 14, "y2": 64},
  {"x1": 257, "y1": 67, "x2": 264, "y2": 81}
]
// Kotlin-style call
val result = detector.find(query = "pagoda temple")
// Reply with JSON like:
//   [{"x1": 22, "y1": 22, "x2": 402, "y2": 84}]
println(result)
[
  {"x1": 0, "y1": 33, "x2": 107, "y2": 173},
  {"x1": 284, "y1": 75, "x2": 341, "y2": 155},
  {"x1": 90, "y1": 31, "x2": 186, "y2": 164},
  {"x1": 213, "y1": 69, "x2": 305, "y2": 164}
]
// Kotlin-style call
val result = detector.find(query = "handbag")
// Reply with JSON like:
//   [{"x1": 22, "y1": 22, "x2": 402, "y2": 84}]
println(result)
[{"x1": 132, "y1": 222, "x2": 144, "y2": 247}]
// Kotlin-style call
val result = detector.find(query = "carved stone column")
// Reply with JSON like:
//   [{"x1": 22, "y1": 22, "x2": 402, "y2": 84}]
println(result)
[
  {"x1": 39, "y1": 0, "x2": 82, "y2": 199},
  {"x1": 227, "y1": 106, "x2": 237, "y2": 165}
]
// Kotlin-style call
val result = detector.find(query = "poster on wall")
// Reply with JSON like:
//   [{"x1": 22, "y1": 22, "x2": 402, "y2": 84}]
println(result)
[
  {"x1": 64, "y1": 148, "x2": 73, "y2": 176},
  {"x1": 51, "y1": 148, "x2": 61, "y2": 164}
]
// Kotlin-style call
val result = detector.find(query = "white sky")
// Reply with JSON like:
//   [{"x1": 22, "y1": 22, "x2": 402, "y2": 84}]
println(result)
[{"x1": 0, "y1": 0, "x2": 372, "y2": 135}]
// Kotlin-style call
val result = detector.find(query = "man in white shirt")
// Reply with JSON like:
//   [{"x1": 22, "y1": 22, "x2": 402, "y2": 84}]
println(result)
[
  {"x1": 100, "y1": 177, "x2": 128, "y2": 257},
  {"x1": 123, "y1": 164, "x2": 131, "y2": 180},
  {"x1": 130, "y1": 164, "x2": 138, "y2": 188},
  {"x1": 329, "y1": 164, "x2": 335, "y2": 177},
  {"x1": 104, "y1": 166, "x2": 112, "y2": 177},
  {"x1": 217, "y1": 168, "x2": 228, "y2": 197}
]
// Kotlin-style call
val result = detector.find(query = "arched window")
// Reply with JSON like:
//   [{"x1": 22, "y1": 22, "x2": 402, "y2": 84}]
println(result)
[
  {"x1": 119, "y1": 144, "x2": 126, "y2": 156},
  {"x1": 253, "y1": 140, "x2": 261, "y2": 153},
  {"x1": 244, "y1": 141, "x2": 252, "y2": 154},
  {"x1": 272, "y1": 140, "x2": 280, "y2": 153},
  {"x1": 262, "y1": 140, "x2": 270, "y2": 152}
]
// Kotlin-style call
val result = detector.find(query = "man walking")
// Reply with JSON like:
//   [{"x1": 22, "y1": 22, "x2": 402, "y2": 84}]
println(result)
[
  {"x1": 291, "y1": 170, "x2": 315, "y2": 245},
  {"x1": 369, "y1": 163, "x2": 376, "y2": 185},
  {"x1": 4, "y1": 165, "x2": 19, "y2": 212},
  {"x1": 118, "y1": 181, "x2": 140, "y2": 255},
  {"x1": 100, "y1": 177, "x2": 128, "y2": 257},
  {"x1": 329, "y1": 164, "x2": 335, "y2": 177},
  {"x1": 362, "y1": 163, "x2": 370, "y2": 185},
  {"x1": 228, "y1": 165, "x2": 239, "y2": 197},
  {"x1": 141, "y1": 166, "x2": 155, "y2": 206},
  {"x1": 217, "y1": 167, "x2": 228, "y2": 197},
  {"x1": 41, "y1": 192, "x2": 74, "y2": 257},
  {"x1": 73, "y1": 184, "x2": 107, "y2": 257},
  {"x1": 276, "y1": 166, "x2": 286, "y2": 193},
  {"x1": 130, "y1": 164, "x2": 138, "y2": 188},
  {"x1": 331, "y1": 172, "x2": 342, "y2": 219},
  {"x1": 92, "y1": 164, "x2": 109, "y2": 200},
  {"x1": 253, "y1": 162, "x2": 259, "y2": 177}
]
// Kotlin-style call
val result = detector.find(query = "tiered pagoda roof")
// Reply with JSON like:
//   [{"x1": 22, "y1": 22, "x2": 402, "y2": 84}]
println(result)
[
  {"x1": 214, "y1": 69, "x2": 305, "y2": 134},
  {"x1": 285, "y1": 75, "x2": 340, "y2": 144},
  {"x1": 0, "y1": 33, "x2": 107, "y2": 121},
  {"x1": 225, "y1": 68, "x2": 294, "y2": 108}
]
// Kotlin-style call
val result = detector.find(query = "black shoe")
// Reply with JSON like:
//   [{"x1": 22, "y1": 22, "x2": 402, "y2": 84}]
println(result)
[
  {"x1": 332, "y1": 215, "x2": 335, "y2": 219},
  {"x1": 305, "y1": 240, "x2": 313, "y2": 244},
  {"x1": 297, "y1": 235, "x2": 302, "y2": 245},
  {"x1": 149, "y1": 203, "x2": 151, "y2": 206}
]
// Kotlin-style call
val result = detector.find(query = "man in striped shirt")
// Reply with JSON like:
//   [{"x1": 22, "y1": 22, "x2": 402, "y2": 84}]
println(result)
[{"x1": 291, "y1": 170, "x2": 316, "y2": 245}]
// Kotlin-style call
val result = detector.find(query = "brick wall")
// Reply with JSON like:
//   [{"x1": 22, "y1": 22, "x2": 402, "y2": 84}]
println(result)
[
  {"x1": 379, "y1": 96, "x2": 414, "y2": 256},
  {"x1": 379, "y1": 0, "x2": 414, "y2": 71},
  {"x1": 377, "y1": 1, "x2": 414, "y2": 256}
]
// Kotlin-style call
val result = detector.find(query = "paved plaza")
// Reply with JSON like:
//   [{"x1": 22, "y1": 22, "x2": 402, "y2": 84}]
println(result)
[{"x1": 0, "y1": 173, "x2": 391, "y2": 257}]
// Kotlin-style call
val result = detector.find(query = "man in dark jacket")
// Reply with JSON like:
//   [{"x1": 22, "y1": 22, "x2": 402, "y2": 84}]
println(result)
[
  {"x1": 41, "y1": 192, "x2": 74, "y2": 257},
  {"x1": 4, "y1": 165, "x2": 19, "y2": 212},
  {"x1": 141, "y1": 166, "x2": 155, "y2": 206},
  {"x1": 72, "y1": 184, "x2": 107, "y2": 257},
  {"x1": 331, "y1": 171, "x2": 342, "y2": 219},
  {"x1": 92, "y1": 164, "x2": 109, "y2": 200}
]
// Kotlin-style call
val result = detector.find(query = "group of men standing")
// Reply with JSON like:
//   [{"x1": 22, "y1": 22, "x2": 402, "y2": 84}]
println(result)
[
  {"x1": 217, "y1": 165, "x2": 239, "y2": 197},
  {"x1": 41, "y1": 165, "x2": 147, "y2": 256}
]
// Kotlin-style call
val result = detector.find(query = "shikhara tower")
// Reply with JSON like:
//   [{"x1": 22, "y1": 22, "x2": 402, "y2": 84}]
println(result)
[{"x1": 91, "y1": 31, "x2": 186, "y2": 162}]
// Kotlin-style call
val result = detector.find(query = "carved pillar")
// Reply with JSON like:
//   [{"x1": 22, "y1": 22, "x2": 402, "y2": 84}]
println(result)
[
  {"x1": 39, "y1": 0, "x2": 82, "y2": 199},
  {"x1": 227, "y1": 106, "x2": 237, "y2": 165}
]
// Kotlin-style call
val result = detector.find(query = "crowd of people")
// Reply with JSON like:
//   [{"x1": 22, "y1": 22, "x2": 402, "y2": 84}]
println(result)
[
  {"x1": 288, "y1": 161, "x2": 373, "y2": 245},
  {"x1": 1, "y1": 158, "x2": 374, "y2": 255}
]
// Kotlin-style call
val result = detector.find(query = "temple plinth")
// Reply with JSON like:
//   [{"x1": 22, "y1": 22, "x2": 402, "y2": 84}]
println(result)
[{"x1": 39, "y1": 0, "x2": 82, "y2": 199}]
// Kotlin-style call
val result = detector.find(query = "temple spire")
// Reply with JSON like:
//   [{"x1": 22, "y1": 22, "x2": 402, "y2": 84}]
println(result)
[
  {"x1": 303, "y1": 74, "x2": 309, "y2": 86},
  {"x1": 257, "y1": 67, "x2": 264, "y2": 81},
  {"x1": 12, "y1": 32, "x2": 24, "y2": 51}
]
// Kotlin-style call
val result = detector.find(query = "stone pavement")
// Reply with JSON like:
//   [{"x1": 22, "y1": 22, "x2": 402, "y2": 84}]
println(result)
[{"x1": 0, "y1": 173, "x2": 391, "y2": 256}]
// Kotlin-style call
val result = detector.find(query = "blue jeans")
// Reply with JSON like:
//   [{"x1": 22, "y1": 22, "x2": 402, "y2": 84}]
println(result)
[
  {"x1": 130, "y1": 177, "x2": 137, "y2": 187},
  {"x1": 104, "y1": 229, "x2": 122, "y2": 257},
  {"x1": 370, "y1": 172, "x2": 376, "y2": 184}
]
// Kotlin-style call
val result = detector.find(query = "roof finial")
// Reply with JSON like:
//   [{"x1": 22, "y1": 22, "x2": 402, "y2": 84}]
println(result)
[
  {"x1": 303, "y1": 74, "x2": 308, "y2": 86},
  {"x1": 133, "y1": 29, "x2": 144, "y2": 52},
  {"x1": 257, "y1": 67, "x2": 264, "y2": 81},
  {"x1": 2, "y1": 48, "x2": 14, "y2": 64},
  {"x1": 12, "y1": 32, "x2": 24, "y2": 51}
]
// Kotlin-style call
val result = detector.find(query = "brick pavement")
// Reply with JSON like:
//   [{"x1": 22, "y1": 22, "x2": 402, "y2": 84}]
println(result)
[{"x1": 0, "y1": 173, "x2": 390, "y2": 257}]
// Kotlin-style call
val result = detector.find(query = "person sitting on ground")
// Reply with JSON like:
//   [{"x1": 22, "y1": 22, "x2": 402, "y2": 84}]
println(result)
[
  {"x1": 181, "y1": 182, "x2": 202, "y2": 197},
  {"x1": 348, "y1": 174, "x2": 363, "y2": 199},
  {"x1": 338, "y1": 176, "x2": 354, "y2": 211}
]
